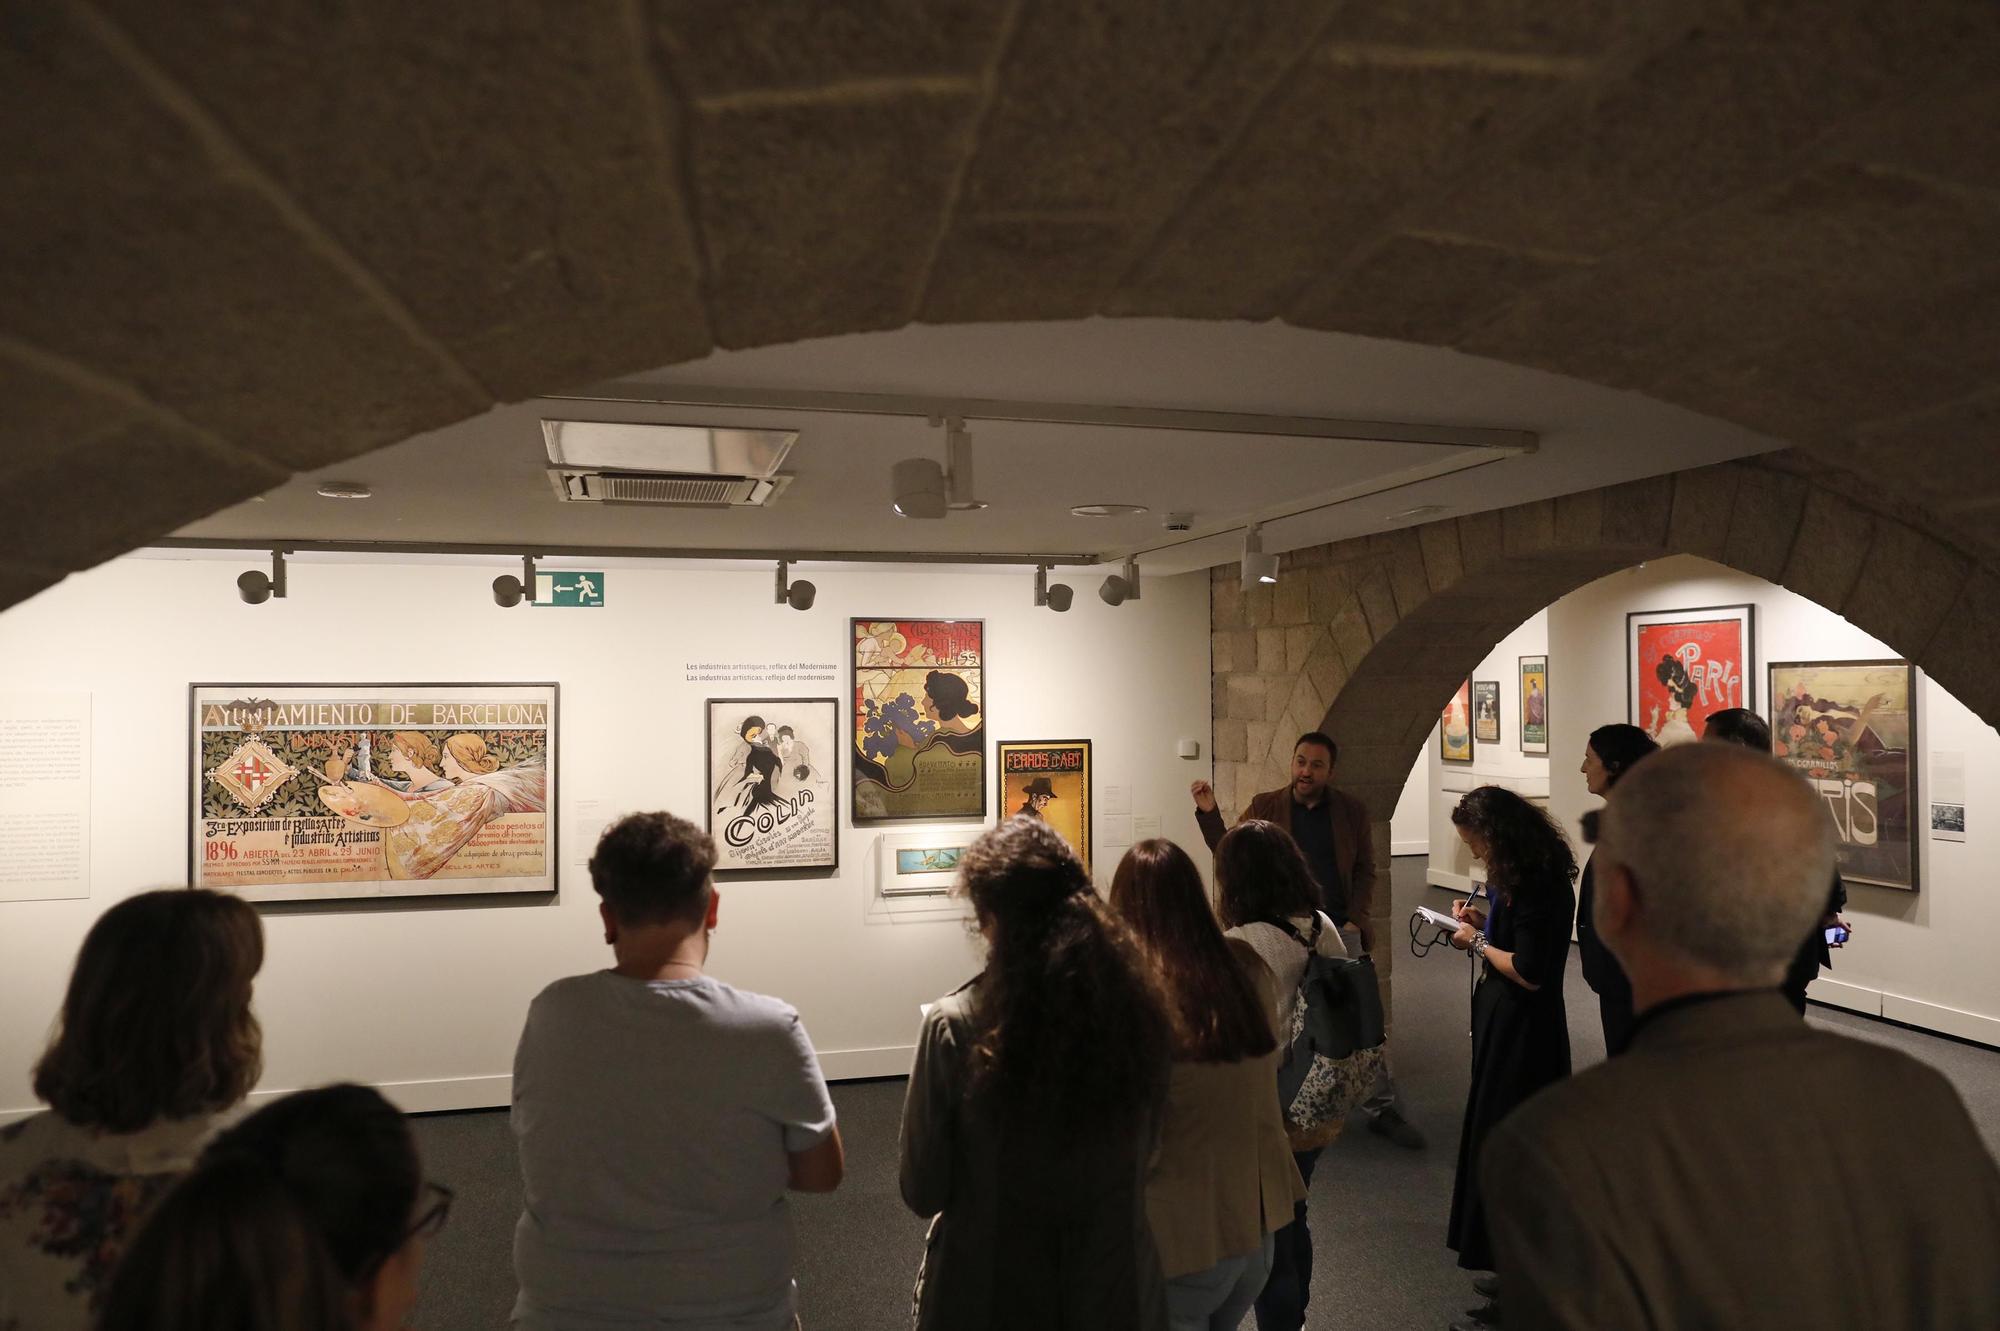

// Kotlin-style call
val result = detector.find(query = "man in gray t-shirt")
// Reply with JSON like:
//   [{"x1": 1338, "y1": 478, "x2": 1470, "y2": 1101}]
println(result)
[{"x1": 511, "y1": 812, "x2": 843, "y2": 1331}]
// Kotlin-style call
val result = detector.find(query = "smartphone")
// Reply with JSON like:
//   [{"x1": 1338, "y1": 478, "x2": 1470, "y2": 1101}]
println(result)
[{"x1": 1824, "y1": 925, "x2": 1850, "y2": 945}]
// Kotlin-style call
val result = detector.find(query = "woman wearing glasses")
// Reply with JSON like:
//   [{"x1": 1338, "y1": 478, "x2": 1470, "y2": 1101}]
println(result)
[{"x1": 99, "y1": 1083, "x2": 451, "y2": 1331}]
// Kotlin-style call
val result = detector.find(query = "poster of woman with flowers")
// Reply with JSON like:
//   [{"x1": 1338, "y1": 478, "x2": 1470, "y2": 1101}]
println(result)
[{"x1": 1768, "y1": 660, "x2": 1917, "y2": 891}]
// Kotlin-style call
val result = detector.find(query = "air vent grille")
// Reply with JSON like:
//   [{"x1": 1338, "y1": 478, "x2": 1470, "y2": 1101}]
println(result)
[{"x1": 551, "y1": 469, "x2": 782, "y2": 507}]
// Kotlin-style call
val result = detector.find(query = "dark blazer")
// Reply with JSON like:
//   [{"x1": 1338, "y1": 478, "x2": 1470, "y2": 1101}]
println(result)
[
  {"x1": 1195, "y1": 786, "x2": 1378, "y2": 925},
  {"x1": 1483, "y1": 990, "x2": 2000, "y2": 1331}
]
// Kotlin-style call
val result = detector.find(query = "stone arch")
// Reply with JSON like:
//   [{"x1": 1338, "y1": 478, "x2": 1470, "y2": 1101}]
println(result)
[
  {"x1": 1207, "y1": 457, "x2": 2000, "y2": 994},
  {"x1": 3, "y1": 5, "x2": 1997, "y2": 610}
]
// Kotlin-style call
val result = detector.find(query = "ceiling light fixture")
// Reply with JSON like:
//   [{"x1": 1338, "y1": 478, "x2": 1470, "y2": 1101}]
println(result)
[
  {"x1": 1385, "y1": 503, "x2": 1444, "y2": 522},
  {"x1": 1070, "y1": 502, "x2": 1149, "y2": 517},
  {"x1": 1099, "y1": 556, "x2": 1143, "y2": 607},
  {"x1": 1241, "y1": 525, "x2": 1279, "y2": 590},
  {"x1": 492, "y1": 556, "x2": 538, "y2": 608},
  {"x1": 236, "y1": 550, "x2": 287, "y2": 604},
  {"x1": 315, "y1": 480, "x2": 373, "y2": 500},
  {"x1": 1034, "y1": 564, "x2": 1073, "y2": 612},
  {"x1": 775, "y1": 559, "x2": 816, "y2": 611},
  {"x1": 894, "y1": 416, "x2": 984, "y2": 518}
]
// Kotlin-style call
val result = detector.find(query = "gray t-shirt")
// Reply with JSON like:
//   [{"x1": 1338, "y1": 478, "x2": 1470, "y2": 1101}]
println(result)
[{"x1": 511, "y1": 971, "x2": 837, "y2": 1330}]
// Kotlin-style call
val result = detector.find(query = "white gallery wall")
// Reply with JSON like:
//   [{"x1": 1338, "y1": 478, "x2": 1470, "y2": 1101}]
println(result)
[
  {"x1": 1426, "y1": 610, "x2": 1552, "y2": 888},
  {"x1": 1548, "y1": 555, "x2": 2000, "y2": 1044},
  {"x1": 0, "y1": 556, "x2": 1213, "y2": 1118}
]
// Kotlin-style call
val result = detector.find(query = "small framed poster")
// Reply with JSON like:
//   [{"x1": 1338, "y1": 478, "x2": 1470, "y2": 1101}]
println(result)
[
  {"x1": 876, "y1": 828, "x2": 982, "y2": 897},
  {"x1": 1628, "y1": 604, "x2": 1755, "y2": 745},
  {"x1": 1519, "y1": 655, "x2": 1549, "y2": 755},
  {"x1": 1441, "y1": 679, "x2": 1474, "y2": 764},
  {"x1": 1471, "y1": 681, "x2": 1501, "y2": 745},
  {"x1": 852, "y1": 618, "x2": 986, "y2": 820},
  {"x1": 1769, "y1": 660, "x2": 1918, "y2": 891},
  {"x1": 705, "y1": 698, "x2": 839, "y2": 873},
  {"x1": 189, "y1": 683, "x2": 557, "y2": 903},
  {"x1": 997, "y1": 739, "x2": 1091, "y2": 875},
  {"x1": 1930, "y1": 803, "x2": 1965, "y2": 843}
]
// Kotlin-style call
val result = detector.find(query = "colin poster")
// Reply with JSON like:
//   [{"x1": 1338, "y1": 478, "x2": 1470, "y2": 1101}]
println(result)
[
  {"x1": 1519, "y1": 655, "x2": 1549, "y2": 755},
  {"x1": 998, "y1": 739, "x2": 1091, "y2": 875},
  {"x1": 1769, "y1": 660, "x2": 1917, "y2": 892},
  {"x1": 190, "y1": 684, "x2": 556, "y2": 903},
  {"x1": 706, "y1": 698, "x2": 838, "y2": 872},
  {"x1": 1626, "y1": 604, "x2": 1755, "y2": 745},
  {"x1": 852, "y1": 619, "x2": 985, "y2": 820}
]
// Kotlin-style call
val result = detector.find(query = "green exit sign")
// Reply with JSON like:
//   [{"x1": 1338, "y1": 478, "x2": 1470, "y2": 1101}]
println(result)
[{"x1": 534, "y1": 571, "x2": 605, "y2": 607}]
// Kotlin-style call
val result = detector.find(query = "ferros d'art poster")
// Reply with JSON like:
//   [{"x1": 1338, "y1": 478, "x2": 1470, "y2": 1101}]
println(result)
[
  {"x1": 1626, "y1": 604, "x2": 1755, "y2": 745},
  {"x1": 852, "y1": 619, "x2": 985, "y2": 819},
  {"x1": 1769, "y1": 660, "x2": 1917, "y2": 892},
  {"x1": 706, "y1": 698, "x2": 838, "y2": 872},
  {"x1": 998, "y1": 739, "x2": 1090, "y2": 875},
  {"x1": 190, "y1": 684, "x2": 556, "y2": 902},
  {"x1": 1519, "y1": 655, "x2": 1549, "y2": 755}
]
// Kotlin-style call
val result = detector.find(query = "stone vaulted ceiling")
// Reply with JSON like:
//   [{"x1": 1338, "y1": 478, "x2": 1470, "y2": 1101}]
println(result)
[{"x1": 1, "y1": 1, "x2": 1996, "y2": 612}]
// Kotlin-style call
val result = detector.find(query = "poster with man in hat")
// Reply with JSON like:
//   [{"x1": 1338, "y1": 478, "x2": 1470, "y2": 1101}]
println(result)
[{"x1": 997, "y1": 739, "x2": 1091, "y2": 875}]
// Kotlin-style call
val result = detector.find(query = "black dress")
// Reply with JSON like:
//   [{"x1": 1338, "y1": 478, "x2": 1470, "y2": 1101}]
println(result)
[
  {"x1": 1447, "y1": 876, "x2": 1575, "y2": 1272},
  {"x1": 1574, "y1": 854, "x2": 1636, "y2": 1056}
]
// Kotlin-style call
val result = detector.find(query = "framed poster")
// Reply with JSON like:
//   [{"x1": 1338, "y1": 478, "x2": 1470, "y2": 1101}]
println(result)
[
  {"x1": 190, "y1": 683, "x2": 556, "y2": 903},
  {"x1": 1519, "y1": 655, "x2": 1549, "y2": 755},
  {"x1": 997, "y1": 739, "x2": 1091, "y2": 875},
  {"x1": 876, "y1": 828, "x2": 982, "y2": 897},
  {"x1": 1440, "y1": 679, "x2": 1474, "y2": 764},
  {"x1": 705, "y1": 698, "x2": 838, "y2": 872},
  {"x1": 1769, "y1": 660, "x2": 1918, "y2": 891},
  {"x1": 852, "y1": 619, "x2": 985, "y2": 820},
  {"x1": 1627, "y1": 604, "x2": 1755, "y2": 745},
  {"x1": 1471, "y1": 681, "x2": 1502, "y2": 745}
]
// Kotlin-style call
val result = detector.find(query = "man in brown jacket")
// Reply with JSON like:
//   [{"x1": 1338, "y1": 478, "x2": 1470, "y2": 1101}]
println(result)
[
  {"x1": 1483, "y1": 743, "x2": 2000, "y2": 1331},
  {"x1": 1192, "y1": 731, "x2": 1425, "y2": 1151}
]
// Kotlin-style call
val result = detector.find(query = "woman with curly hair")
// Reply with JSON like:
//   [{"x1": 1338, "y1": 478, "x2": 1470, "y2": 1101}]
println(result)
[
  {"x1": 1444, "y1": 786, "x2": 1578, "y2": 1324},
  {"x1": 900, "y1": 816, "x2": 1174, "y2": 1331},
  {"x1": 0, "y1": 889, "x2": 264, "y2": 1331}
]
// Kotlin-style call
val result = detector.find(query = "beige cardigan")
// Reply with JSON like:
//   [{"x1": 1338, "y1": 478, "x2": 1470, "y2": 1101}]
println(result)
[{"x1": 1143, "y1": 940, "x2": 1309, "y2": 1279}]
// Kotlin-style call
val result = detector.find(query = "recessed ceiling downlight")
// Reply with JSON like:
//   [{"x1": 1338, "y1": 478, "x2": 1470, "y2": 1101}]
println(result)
[
  {"x1": 316, "y1": 481, "x2": 373, "y2": 500},
  {"x1": 1070, "y1": 503, "x2": 1149, "y2": 517}
]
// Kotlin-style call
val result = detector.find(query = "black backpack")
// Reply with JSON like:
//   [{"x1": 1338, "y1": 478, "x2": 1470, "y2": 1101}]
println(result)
[{"x1": 1273, "y1": 916, "x2": 1388, "y2": 1146}]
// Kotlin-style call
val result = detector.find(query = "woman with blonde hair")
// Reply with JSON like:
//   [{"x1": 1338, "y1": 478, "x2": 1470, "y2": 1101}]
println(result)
[
  {"x1": 0, "y1": 888, "x2": 264, "y2": 1330},
  {"x1": 1111, "y1": 839, "x2": 1304, "y2": 1331}
]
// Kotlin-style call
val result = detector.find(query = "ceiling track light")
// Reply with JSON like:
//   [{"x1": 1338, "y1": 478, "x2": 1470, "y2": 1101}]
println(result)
[
  {"x1": 894, "y1": 415, "x2": 985, "y2": 518},
  {"x1": 1241, "y1": 524, "x2": 1279, "y2": 590},
  {"x1": 492, "y1": 555, "x2": 538, "y2": 608},
  {"x1": 775, "y1": 559, "x2": 816, "y2": 611},
  {"x1": 1034, "y1": 563, "x2": 1073, "y2": 612},
  {"x1": 237, "y1": 550, "x2": 288, "y2": 604},
  {"x1": 1099, "y1": 556, "x2": 1143, "y2": 607}
]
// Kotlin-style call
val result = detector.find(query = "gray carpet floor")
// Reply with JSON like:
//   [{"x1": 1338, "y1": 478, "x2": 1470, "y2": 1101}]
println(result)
[{"x1": 409, "y1": 858, "x2": 2000, "y2": 1329}]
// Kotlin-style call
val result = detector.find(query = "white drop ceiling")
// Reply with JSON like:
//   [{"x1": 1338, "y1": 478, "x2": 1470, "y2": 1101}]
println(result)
[{"x1": 174, "y1": 318, "x2": 1783, "y2": 575}]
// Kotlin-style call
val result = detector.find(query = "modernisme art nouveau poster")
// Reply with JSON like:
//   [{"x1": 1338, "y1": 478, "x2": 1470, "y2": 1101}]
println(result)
[
  {"x1": 190, "y1": 683, "x2": 556, "y2": 902},
  {"x1": 852, "y1": 619, "x2": 986, "y2": 820},
  {"x1": 706, "y1": 698, "x2": 838, "y2": 872},
  {"x1": 1769, "y1": 660, "x2": 1917, "y2": 892},
  {"x1": 998, "y1": 739, "x2": 1090, "y2": 875}
]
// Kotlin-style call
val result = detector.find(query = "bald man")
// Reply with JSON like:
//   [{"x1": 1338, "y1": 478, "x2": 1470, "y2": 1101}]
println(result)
[{"x1": 1481, "y1": 744, "x2": 2000, "y2": 1331}]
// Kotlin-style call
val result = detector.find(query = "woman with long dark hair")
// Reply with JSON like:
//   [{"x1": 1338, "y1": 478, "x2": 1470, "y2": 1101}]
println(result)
[
  {"x1": 0, "y1": 888, "x2": 264, "y2": 1331},
  {"x1": 1110, "y1": 839, "x2": 1303, "y2": 1331},
  {"x1": 1575, "y1": 723, "x2": 1661, "y2": 1056},
  {"x1": 900, "y1": 816, "x2": 1174, "y2": 1330},
  {"x1": 99, "y1": 1083, "x2": 448, "y2": 1331},
  {"x1": 1210, "y1": 820, "x2": 1349, "y2": 1331},
  {"x1": 1445, "y1": 787, "x2": 1578, "y2": 1324}
]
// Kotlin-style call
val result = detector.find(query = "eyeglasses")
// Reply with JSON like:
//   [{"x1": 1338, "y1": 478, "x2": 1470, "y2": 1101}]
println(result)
[{"x1": 405, "y1": 1180, "x2": 454, "y2": 1244}]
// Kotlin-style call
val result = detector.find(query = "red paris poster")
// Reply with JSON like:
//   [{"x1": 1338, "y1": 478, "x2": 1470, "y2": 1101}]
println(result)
[{"x1": 1626, "y1": 605, "x2": 1755, "y2": 745}]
